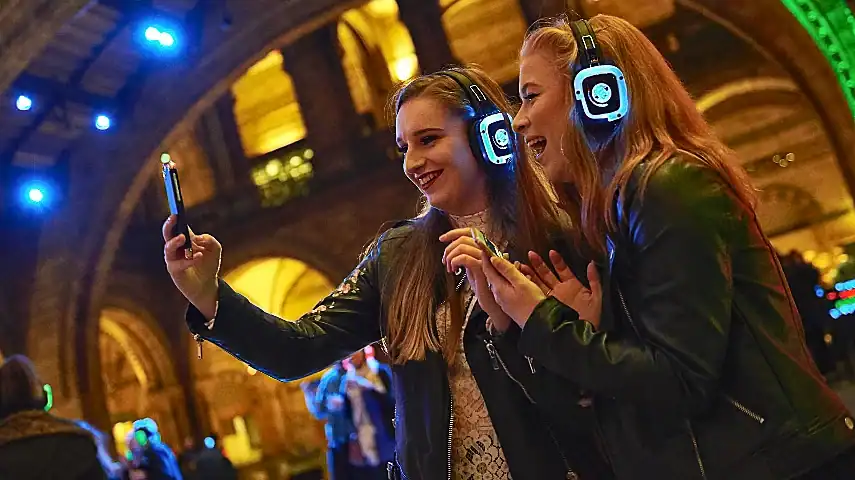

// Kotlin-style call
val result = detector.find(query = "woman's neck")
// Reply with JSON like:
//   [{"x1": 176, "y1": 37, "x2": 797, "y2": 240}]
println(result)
[
  {"x1": 448, "y1": 209, "x2": 489, "y2": 229},
  {"x1": 447, "y1": 208, "x2": 505, "y2": 245}
]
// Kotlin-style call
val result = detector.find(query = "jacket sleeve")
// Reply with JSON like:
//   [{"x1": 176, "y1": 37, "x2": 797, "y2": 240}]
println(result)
[
  {"x1": 519, "y1": 161, "x2": 739, "y2": 416},
  {"x1": 186, "y1": 230, "x2": 402, "y2": 382}
]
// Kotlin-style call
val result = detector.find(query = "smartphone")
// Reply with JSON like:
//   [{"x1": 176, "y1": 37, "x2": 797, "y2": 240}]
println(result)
[
  {"x1": 471, "y1": 227, "x2": 504, "y2": 258},
  {"x1": 162, "y1": 156, "x2": 192, "y2": 259}
]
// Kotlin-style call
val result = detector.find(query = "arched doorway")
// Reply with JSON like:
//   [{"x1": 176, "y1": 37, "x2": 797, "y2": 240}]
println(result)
[
  {"x1": 98, "y1": 307, "x2": 183, "y2": 456},
  {"x1": 191, "y1": 257, "x2": 333, "y2": 473}
]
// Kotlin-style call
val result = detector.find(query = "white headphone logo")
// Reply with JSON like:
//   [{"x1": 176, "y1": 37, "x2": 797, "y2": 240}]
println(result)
[
  {"x1": 589, "y1": 82, "x2": 612, "y2": 107},
  {"x1": 493, "y1": 128, "x2": 509, "y2": 148}
]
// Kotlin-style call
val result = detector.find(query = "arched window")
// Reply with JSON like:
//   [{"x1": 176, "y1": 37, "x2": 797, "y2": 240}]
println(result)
[
  {"x1": 231, "y1": 51, "x2": 307, "y2": 158},
  {"x1": 340, "y1": 0, "x2": 419, "y2": 127}
]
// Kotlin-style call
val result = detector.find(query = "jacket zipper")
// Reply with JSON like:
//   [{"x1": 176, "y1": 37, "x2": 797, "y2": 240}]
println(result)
[
  {"x1": 445, "y1": 294, "x2": 478, "y2": 480},
  {"x1": 687, "y1": 421, "x2": 707, "y2": 480},
  {"x1": 618, "y1": 286, "x2": 709, "y2": 479},
  {"x1": 194, "y1": 334, "x2": 204, "y2": 359},
  {"x1": 725, "y1": 396, "x2": 765, "y2": 424},
  {"x1": 447, "y1": 396, "x2": 454, "y2": 480},
  {"x1": 485, "y1": 338, "x2": 578, "y2": 479}
]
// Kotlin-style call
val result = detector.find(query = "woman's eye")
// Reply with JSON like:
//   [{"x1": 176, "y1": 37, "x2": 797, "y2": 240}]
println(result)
[
  {"x1": 522, "y1": 93, "x2": 539, "y2": 103},
  {"x1": 420, "y1": 135, "x2": 438, "y2": 146}
]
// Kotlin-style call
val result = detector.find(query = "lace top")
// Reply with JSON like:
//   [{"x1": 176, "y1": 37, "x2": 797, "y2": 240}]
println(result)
[{"x1": 436, "y1": 210, "x2": 512, "y2": 480}]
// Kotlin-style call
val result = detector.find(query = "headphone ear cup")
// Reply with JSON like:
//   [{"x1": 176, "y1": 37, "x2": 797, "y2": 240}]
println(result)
[{"x1": 469, "y1": 119, "x2": 487, "y2": 164}]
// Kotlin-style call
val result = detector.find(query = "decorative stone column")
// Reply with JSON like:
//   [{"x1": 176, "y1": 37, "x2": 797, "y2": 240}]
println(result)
[{"x1": 280, "y1": 23, "x2": 365, "y2": 178}]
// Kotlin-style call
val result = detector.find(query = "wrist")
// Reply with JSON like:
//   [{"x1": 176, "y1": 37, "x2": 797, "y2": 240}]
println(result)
[
  {"x1": 194, "y1": 279, "x2": 220, "y2": 320},
  {"x1": 487, "y1": 314, "x2": 512, "y2": 336}
]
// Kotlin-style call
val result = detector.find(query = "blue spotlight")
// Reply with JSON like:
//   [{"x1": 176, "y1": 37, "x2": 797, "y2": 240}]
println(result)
[
  {"x1": 145, "y1": 26, "x2": 161, "y2": 41},
  {"x1": 16, "y1": 95, "x2": 33, "y2": 111},
  {"x1": 159, "y1": 31, "x2": 175, "y2": 47},
  {"x1": 18, "y1": 179, "x2": 53, "y2": 211},
  {"x1": 142, "y1": 23, "x2": 178, "y2": 50},
  {"x1": 95, "y1": 114, "x2": 111, "y2": 131},
  {"x1": 203, "y1": 437, "x2": 215, "y2": 449},
  {"x1": 28, "y1": 187, "x2": 44, "y2": 203}
]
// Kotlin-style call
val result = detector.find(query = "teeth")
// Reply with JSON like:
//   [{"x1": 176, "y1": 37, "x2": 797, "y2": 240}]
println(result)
[
  {"x1": 418, "y1": 171, "x2": 439, "y2": 186},
  {"x1": 527, "y1": 138, "x2": 547, "y2": 156}
]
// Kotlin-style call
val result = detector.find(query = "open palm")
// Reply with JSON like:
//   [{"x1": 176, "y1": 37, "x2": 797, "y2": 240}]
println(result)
[{"x1": 520, "y1": 250, "x2": 603, "y2": 328}]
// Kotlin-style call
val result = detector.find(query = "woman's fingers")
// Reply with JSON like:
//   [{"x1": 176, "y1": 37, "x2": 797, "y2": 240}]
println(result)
[
  {"x1": 528, "y1": 251, "x2": 560, "y2": 288},
  {"x1": 519, "y1": 263, "x2": 550, "y2": 294},
  {"x1": 162, "y1": 215, "x2": 176, "y2": 242},
  {"x1": 587, "y1": 261, "x2": 602, "y2": 299},
  {"x1": 549, "y1": 250, "x2": 578, "y2": 283},
  {"x1": 442, "y1": 237, "x2": 480, "y2": 272},
  {"x1": 438, "y1": 228, "x2": 472, "y2": 243}
]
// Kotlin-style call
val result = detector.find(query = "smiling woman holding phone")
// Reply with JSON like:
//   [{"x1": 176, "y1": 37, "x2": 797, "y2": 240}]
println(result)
[{"x1": 162, "y1": 66, "x2": 611, "y2": 480}]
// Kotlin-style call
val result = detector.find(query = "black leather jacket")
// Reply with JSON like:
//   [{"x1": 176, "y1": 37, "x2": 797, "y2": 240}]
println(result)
[
  {"x1": 186, "y1": 221, "x2": 613, "y2": 480},
  {"x1": 518, "y1": 157, "x2": 855, "y2": 479}
]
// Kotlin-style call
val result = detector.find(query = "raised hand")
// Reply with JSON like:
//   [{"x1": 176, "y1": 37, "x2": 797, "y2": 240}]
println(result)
[
  {"x1": 162, "y1": 215, "x2": 221, "y2": 319},
  {"x1": 522, "y1": 250, "x2": 602, "y2": 328}
]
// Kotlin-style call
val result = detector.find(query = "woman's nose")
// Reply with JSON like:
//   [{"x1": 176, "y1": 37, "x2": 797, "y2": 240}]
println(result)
[
  {"x1": 404, "y1": 152, "x2": 425, "y2": 174},
  {"x1": 512, "y1": 112, "x2": 528, "y2": 134}
]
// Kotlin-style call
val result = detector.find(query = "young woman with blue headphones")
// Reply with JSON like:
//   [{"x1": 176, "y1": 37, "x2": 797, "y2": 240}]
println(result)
[
  {"x1": 483, "y1": 13, "x2": 855, "y2": 479},
  {"x1": 163, "y1": 65, "x2": 611, "y2": 479}
]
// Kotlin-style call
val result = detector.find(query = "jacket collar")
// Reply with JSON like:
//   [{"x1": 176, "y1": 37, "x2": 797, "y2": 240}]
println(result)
[{"x1": 0, "y1": 410, "x2": 90, "y2": 448}]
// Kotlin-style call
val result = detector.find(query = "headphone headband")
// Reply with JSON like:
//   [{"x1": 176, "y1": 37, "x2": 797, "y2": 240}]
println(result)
[
  {"x1": 435, "y1": 70, "x2": 498, "y2": 119},
  {"x1": 570, "y1": 20, "x2": 601, "y2": 68}
]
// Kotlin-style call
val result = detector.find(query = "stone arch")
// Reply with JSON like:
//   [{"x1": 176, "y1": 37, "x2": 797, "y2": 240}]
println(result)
[
  {"x1": 98, "y1": 306, "x2": 184, "y2": 450},
  {"x1": 696, "y1": 77, "x2": 801, "y2": 114},
  {"x1": 20, "y1": 0, "x2": 855, "y2": 431},
  {"x1": 755, "y1": 183, "x2": 824, "y2": 235},
  {"x1": 679, "y1": 0, "x2": 855, "y2": 195}
]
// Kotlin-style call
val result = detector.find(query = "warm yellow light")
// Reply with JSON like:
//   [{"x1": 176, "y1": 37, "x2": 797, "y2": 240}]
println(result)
[
  {"x1": 393, "y1": 55, "x2": 419, "y2": 82},
  {"x1": 246, "y1": 366, "x2": 257, "y2": 376},
  {"x1": 246, "y1": 50, "x2": 284, "y2": 75},
  {"x1": 303, "y1": 149, "x2": 314, "y2": 159},
  {"x1": 265, "y1": 159, "x2": 282, "y2": 177}
]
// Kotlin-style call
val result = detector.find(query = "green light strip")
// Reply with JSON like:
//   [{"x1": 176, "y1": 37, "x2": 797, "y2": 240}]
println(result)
[{"x1": 780, "y1": 0, "x2": 855, "y2": 118}]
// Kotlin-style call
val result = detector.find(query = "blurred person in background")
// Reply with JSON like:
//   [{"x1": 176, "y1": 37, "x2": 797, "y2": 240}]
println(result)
[
  {"x1": 0, "y1": 354, "x2": 106, "y2": 479},
  {"x1": 127, "y1": 417, "x2": 182, "y2": 480},
  {"x1": 77, "y1": 420, "x2": 126, "y2": 480},
  {"x1": 341, "y1": 348, "x2": 394, "y2": 479}
]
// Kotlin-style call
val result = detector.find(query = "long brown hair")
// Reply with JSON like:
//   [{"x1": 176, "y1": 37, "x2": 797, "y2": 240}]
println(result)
[
  {"x1": 379, "y1": 66, "x2": 567, "y2": 365},
  {"x1": 522, "y1": 15, "x2": 756, "y2": 255}
]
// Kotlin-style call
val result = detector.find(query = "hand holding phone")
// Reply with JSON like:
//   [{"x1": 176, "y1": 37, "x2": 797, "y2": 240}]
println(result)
[
  {"x1": 471, "y1": 227, "x2": 505, "y2": 259},
  {"x1": 162, "y1": 156, "x2": 192, "y2": 259}
]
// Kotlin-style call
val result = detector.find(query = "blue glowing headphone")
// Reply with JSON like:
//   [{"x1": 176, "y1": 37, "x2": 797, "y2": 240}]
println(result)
[
  {"x1": 570, "y1": 20, "x2": 629, "y2": 123},
  {"x1": 436, "y1": 70, "x2": 515, "y2": 166}
]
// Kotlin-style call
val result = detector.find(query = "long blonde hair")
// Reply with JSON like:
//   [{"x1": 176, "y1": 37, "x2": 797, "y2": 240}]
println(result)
[
  {"x1": 522, "y1": 15, "x2": 756, "y2": 255},
  {"x1": 380, "y1": 66, "x2": 568, "y2": 365}
]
